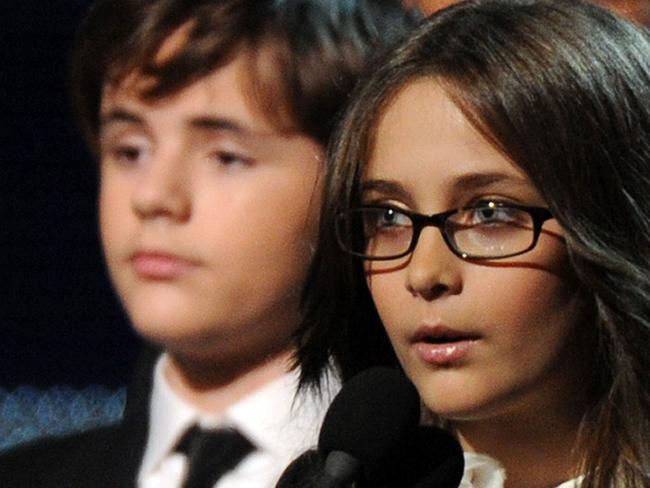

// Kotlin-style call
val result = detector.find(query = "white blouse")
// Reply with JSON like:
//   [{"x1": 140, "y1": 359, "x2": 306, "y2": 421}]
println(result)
[{"x1": 460, "y1": 452, "x2": 583, "y2": 488}]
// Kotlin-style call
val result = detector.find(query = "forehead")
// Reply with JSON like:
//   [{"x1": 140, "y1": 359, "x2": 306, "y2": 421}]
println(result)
[
  {"x1": 100, "y1": 47, "x2": 293, "y2": 136},
  {"x1": 368, "y1": 79, "x2": 527, "y2": 185}
]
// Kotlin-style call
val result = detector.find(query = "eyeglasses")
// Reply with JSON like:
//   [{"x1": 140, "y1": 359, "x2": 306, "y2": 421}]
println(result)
[{"x1": 335, "y1": 201, "x2": 554, "y2": 260}]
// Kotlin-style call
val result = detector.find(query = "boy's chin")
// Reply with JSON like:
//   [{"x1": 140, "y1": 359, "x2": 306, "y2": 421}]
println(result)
[
  {"x1": 129, "y1": 314, "x2": 226, "y2": 352},
  {"x1": 129, "y1": 315, "x2": 288, "y2": 361}
]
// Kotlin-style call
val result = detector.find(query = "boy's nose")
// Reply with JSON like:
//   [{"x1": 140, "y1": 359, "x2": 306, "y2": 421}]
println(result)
[
  {"x1": 404, "y1": 227, "x2": 462, "y2": 299},
  {"x1": 131, "y1": 154, "x2": 191, "y2": 221}
]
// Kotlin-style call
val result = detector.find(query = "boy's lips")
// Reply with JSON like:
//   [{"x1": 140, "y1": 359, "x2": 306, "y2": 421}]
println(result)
[
  {"x1": 130, "y1": 250, "x2": 198, "y2": 280},
  {"x1": 411, "y1": 325, "x2": 481, "y2": 366}
]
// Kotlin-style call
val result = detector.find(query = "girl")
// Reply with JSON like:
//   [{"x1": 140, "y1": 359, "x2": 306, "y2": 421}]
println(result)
[{"x1": 296, "y1": 1, "x2": 650, "y2": 486}]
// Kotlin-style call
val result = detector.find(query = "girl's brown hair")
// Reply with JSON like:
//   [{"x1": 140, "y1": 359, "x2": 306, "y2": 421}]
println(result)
[{"x1": 298, "y1": 1, "x2": 650, "y2": 485}]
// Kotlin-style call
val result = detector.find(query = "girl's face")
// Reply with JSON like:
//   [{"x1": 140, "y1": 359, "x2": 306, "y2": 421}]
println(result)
[{"x1": 363, "y1": 80, "x2": 591, "y2": 422}]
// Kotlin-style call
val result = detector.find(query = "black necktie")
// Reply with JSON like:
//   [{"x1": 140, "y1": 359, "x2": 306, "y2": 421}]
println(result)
[{"x1": 174, "y1": 424, "x2": 255, "y2": 488}]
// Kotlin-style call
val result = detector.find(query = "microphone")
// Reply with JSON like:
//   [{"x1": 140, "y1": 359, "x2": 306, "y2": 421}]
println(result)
[
  {"x1": 318, "y1": 367, "x2": 420, "y2": 485},
  {"x1": 276, "y1": 367, "x2": 464, "y2": 487},
  {"x1": 395, "y1": 426, "x2": 465, "y2": 488}
]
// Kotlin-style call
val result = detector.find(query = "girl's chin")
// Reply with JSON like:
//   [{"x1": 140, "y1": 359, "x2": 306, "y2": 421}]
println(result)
[{"x1": 420, "y1": 395, "x2": 500, "y2": 423}]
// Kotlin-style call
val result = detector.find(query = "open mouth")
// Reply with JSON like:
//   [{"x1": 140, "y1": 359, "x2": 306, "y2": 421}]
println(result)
[
  {"x1": 412, "y1": 326, "x2": 480, "y2": 365},
  {"x1": 422, "y1": 335, "x2": 468, "y2": 344},
  {"x1": 413, "y1": 327, "x2": 480, "y2": 345}
]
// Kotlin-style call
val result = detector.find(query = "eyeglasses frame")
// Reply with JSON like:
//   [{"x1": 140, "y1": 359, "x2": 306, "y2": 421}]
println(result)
[{"x1": 335, "y1": 202, "x2": 554, "y2": 261}]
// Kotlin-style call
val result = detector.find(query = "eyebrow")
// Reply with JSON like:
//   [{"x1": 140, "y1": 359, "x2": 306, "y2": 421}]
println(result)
[
  {"x1": 189, "y1": 116, "x2": 253, "y2": 136},
  {"x1": 361, "y1": 171, "x2": 530, "y2": 199},
  {"x1": 99, "y1": 108, "x2": 144, "y2": 129},
  {"x1": 99, "y1": 108, "x2": 256, "y2": 138},
  {"x1": 450, "y1": 171, "x2": 530, "y2": 192},
  {"x1": 360, "y1": 179, "x2": 411, "y2": 200}
]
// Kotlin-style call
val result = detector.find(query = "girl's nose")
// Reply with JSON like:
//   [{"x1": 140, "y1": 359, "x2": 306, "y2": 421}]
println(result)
[{"x1": 405, "y1": 227, "x2": 463, "y2": 300}]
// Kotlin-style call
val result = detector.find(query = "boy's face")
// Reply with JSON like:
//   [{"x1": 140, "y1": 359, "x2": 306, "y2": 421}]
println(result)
[{"x1": 98, "y1": 51, "x2": 324, "y2": 366}]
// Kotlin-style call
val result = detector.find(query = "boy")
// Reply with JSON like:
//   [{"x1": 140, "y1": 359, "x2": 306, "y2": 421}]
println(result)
[{"x1": 0, "y1": 0, "x2": 416, "y2": 486}]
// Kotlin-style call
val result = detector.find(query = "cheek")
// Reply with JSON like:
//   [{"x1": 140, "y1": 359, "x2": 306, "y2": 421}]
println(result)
[
  {"x1": 98, "y1": 182, "x2": 136, "y2": 298},
  {"x1": 466, "y1": 265, "x2": 587, "y2": 363},
  {"x1": 205, "y1": 181, "x2": 319, "y2": 253},
  {"x1": 99, "y1": 178, "x2": 131, "y2": 253},
  {"x1": 197, "y1": 177, "x2": 321, "y2": 291},
  {"x1": 366, "y1": 272, "x2": 408, "y2": 342}
]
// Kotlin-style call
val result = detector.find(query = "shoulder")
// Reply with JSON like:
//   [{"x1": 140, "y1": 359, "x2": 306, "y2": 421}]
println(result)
[
  {"x1": 0, "y1": 425, "x2": 117, "y2": 486},
  {"x1": 0, "y1": 419, "x2": 145, "y2": 487},
  {"x1": 0, "y1": 348, "x2": 158, "y2": 487}
]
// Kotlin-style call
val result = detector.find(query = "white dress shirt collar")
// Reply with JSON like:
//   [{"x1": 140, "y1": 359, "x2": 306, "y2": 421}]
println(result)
[{"x1": 138, "y1": 353, "x2": 340, "y2": 486}]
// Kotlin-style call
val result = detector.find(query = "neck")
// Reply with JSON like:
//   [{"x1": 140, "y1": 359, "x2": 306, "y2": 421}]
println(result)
[
  {"x1": 452, "y1": 398, "x2": 585, "y2": 488},
  {"x1": 164, "y1": 348, "x2": 294, "y2": 414}
]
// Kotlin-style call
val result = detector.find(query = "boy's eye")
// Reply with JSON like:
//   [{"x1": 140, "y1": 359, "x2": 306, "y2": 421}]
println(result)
[
  {"x1": 114, "y1": 146, "x2": 143, "y2": 163},
  {"x1": 211, "y1": 150, "x2": 251, "y2": 167},
  {"x1": 100, "y1": 130, "x2": 151, "y2": 166},
  {"x1": 104, "y1": 143, "x2": 148, "y2": 166}
]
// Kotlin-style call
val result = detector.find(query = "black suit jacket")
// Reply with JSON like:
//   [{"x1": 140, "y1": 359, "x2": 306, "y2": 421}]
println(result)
[{"x1": 0, "y1": 347, "x2": 158, "y2": 488}]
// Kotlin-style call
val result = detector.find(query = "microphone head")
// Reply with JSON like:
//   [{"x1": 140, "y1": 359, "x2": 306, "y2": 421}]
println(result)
[{"x1": 318, "y1": 367, "x2": 420, "y2": 480}]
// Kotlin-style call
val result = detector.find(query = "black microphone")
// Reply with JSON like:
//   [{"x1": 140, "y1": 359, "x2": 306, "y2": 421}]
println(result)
[
  {"x1": 276, "y1": 367, "x2": 464, "y2": 488},
  {"x1": 317, "y1": 367, "x2": 420, "y2": 485}
]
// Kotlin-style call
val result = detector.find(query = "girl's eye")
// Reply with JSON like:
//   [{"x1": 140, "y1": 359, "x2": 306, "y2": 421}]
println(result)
[
  {"x1": 378, "y1": 208, "x2": 409, "y2": 227},
  {"x1": 365, "y1": 207, "x2": 411, "y2": 233},
  {"x1": 475, "y1": 207, "x2": 511, "y2": 223},
  {"x1": 466, "y1": 204, "x2": 526, "y2": 226}
]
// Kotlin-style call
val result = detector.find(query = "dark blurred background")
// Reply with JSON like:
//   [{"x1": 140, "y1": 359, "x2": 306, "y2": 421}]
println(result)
[{"x1": 2, "y1": 0, "x2": 140, "y2": 390}]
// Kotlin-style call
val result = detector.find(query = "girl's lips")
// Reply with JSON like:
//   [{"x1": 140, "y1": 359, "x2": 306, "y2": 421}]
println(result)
[
  {"x1": 131, "y1": 251, "x2": 196, "y2": 280},
  {"x1": 411, "y1": 325, "x2": 481, "y2": 367},
  {"x1": 414, "y1": 340, "x2": 476, "y2": 366}
]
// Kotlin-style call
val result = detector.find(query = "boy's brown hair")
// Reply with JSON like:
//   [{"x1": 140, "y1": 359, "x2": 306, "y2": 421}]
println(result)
[{"x1": 71, "y1": 0, "x2": 418, "y2": 150}]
